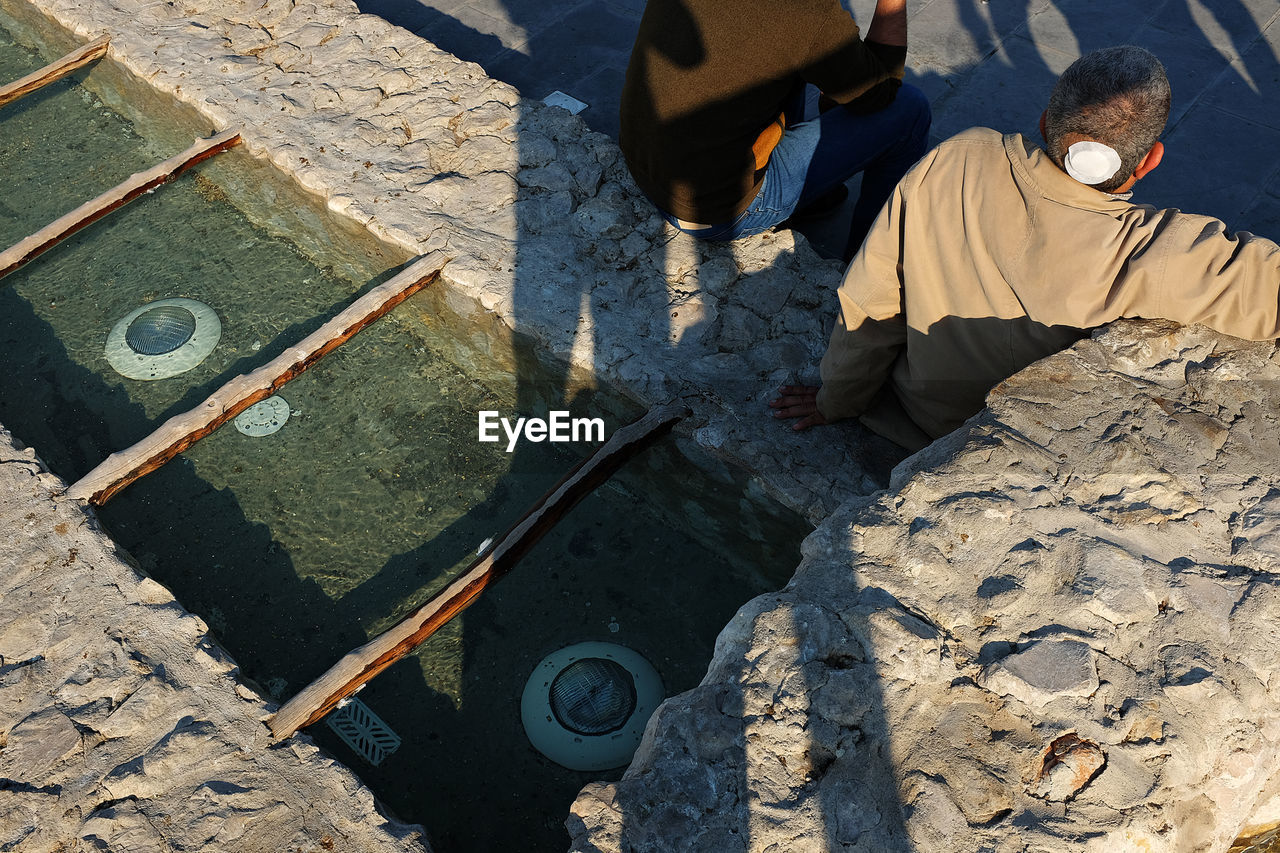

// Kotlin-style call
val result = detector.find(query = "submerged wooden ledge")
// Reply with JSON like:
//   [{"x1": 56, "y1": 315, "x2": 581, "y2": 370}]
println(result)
[
  {"x1": 67, "y1": 251, "x2": 448, "y2": 505},
  {"x1": 0, "y1": 128, "x2": 241, "y2": 280},
  {"x1": 0, "y1": 33, "x2": 109, "y2": 109}
]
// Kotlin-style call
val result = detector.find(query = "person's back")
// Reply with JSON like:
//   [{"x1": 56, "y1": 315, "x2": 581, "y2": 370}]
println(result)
[
  {"x1": 620, "y1": 0, "x2": 930, "y2": 256},
  {"x1": 620, "y1": 0, "x2": 897, "y2": 224},
  {"x1": 773, "y1": 46, "x2": 1280, "y2": 449},
  {"x1": 836, "y1": 126, "x2": 1280, "y2": 439}
]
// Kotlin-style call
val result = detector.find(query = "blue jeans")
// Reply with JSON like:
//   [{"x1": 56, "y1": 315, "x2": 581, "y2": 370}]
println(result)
[{"x1": 661, "y1": 83, "x2": 931, "y2": 257}]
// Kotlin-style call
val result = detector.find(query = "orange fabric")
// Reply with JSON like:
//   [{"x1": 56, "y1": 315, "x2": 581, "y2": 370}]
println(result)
[{"x1": 751, "y1": 112, "x2": 787, "y2": 171}]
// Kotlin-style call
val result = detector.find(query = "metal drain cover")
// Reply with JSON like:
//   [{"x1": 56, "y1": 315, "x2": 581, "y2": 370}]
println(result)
[
  {"x1": 326, "y1": 697, "x2": 401, "y2": 766},
  {"x1": 105, "y1": 297, "x2": 221, "y2": 380},
  {"x1": 234, "y1": 396, "x2": 290, "y2": 437},
  {"x1": 521, "y1": 642, "x2": 663, "y2": 772}
]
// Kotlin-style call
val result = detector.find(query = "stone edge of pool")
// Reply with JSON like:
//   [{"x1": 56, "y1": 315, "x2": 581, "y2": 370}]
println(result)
[
  {"x1": 0, "y1": 0, "x2": 1278, "y2": 850},
  {"x1": 0, "y1": 426, "x2": 430, "y2": 851}
]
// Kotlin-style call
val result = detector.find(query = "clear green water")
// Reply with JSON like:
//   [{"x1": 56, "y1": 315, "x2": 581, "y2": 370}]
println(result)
[{"x1": 0, "y1": 30, "x2": 806, "y2": 852}]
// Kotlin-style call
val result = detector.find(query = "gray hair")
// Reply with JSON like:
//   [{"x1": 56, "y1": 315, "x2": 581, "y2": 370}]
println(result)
[{"x1": 1044, "y1": 46, "x2": 1171, "y2": 192}]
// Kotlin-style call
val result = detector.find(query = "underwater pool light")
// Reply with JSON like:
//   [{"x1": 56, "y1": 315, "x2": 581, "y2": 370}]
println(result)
[
  {"x1": 550, "y1": 657, "x2": 636, "y2": 735},
  {"x1": 125, "y1": 304, "x2": 196, "y2": 354},
  {"x1": 106, "y1": 297, "x2": 220, "y2": 380},
  {"x1": 521, "y1": 642, "x2": 663, "y2": 772}
]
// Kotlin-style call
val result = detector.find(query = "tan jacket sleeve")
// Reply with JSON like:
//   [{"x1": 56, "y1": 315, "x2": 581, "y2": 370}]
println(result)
[
  {"x1": 1148, "y1": 216, "x2": 1280, "y2": 341},
  {"x1": 816, "y1": 184, "x2": 909, "y2": 422}
]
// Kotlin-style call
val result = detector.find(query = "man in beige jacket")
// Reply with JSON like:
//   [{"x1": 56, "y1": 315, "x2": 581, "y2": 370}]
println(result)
[{"x1": 770, "y1": 45, "x2": 1280, "y2": 451}]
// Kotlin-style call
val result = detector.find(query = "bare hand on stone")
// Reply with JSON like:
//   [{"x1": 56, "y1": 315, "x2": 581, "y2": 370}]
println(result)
[{"x1": 769, "y1": 385, "x2": 828, "y2": 430}]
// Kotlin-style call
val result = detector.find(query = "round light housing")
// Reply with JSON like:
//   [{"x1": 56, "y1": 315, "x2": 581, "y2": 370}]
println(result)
[
  {"x1": 105, "y1": 297, "x2": 221, "y2": 380},
  {"x1": 521, "y1": 642, "x2": 663, "y2": 772}
]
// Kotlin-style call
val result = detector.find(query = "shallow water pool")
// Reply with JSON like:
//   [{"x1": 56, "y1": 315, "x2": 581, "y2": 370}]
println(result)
[{"x1": 0, "y1": 26, "x2": 807, "y2": 852}]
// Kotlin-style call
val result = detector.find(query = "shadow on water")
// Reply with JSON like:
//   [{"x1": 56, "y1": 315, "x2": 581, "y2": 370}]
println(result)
[
  {"x1": 398, "y1": 0, "x2": 916, "y2": 849},
  {"x1": 0, "y1": 235, "x2": 547, "y2": 849},
  {"x1": 0, "y1": 259, "x2": 445, "y2": 730}
]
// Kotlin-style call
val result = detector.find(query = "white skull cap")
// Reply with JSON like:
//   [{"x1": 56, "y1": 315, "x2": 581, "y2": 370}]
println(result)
[{"x1": 1063, "y1": 140, "x2": 1123, "y2": 185}]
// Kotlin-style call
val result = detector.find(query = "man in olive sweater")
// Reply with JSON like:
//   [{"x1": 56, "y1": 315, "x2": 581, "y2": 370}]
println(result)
[
  {"x1": 619, "y1": 0, "x2": 930, "y2": 259},
  {"x1": 771, "y1": 46, "x2": 1280, "y2": 450}
]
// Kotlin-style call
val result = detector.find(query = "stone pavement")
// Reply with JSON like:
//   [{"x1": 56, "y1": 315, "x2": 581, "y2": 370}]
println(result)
[{"x1": 356, "y1": 0, "x2": 1280, "y2": 256}]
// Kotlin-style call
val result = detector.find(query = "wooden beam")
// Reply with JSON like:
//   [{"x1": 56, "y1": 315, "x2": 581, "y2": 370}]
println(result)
[
  {"x1": 267, "y1": 403, "x2": 691, "y2": 738},
  {"x1": 0, "y1": 34, "x2": 110, "y2": 110},
  {"x1": 66, "y1": 252, "x2": 449, "y2": 505},
  {"x1": 0, "y1": 128, "x2": 242, "y2": 280}
]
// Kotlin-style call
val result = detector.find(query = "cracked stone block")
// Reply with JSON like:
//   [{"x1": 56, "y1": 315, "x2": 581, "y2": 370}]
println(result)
[{"x1": 1029, "y1": 733, "x2": 1106, "y2": 802}]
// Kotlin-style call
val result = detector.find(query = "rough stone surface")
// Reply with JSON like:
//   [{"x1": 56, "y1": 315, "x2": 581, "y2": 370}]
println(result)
[
  {"x1": 0, "y1": 428, "x2": 429, "y2": 853},
  {"x1": 567, "y1": 322, "x2": 1280, "y2": 852}
]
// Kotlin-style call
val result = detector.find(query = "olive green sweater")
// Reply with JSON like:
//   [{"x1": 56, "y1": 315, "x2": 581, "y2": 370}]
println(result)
[{"x1": 619, "y1": 0, "x2": 906, "y2": 224}]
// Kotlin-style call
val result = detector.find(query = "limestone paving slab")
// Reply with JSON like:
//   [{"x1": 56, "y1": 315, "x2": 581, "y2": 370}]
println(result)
[
  {"x1": 1193, "y1": 30, "x2": 1280, "y2": 133},
  {"x1": 1138, "y1": 104, "x2": 1280, "y2": 230},
  {"x1": 927, "y1": 33, "x2": 1074, "y2": 145},
  {"x1": 569, "y1": 321, "x2": 1280, "y2": 851}
]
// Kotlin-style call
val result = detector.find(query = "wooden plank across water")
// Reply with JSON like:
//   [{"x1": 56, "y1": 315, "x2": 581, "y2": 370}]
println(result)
[
  {"x1": 0, "y1": 128, "x2": 242, "y2": 281},
  {"x1": 267, "y1": 403, "x2": 691, "y2": 739},
  {"x1": 66, "y1": 252, "x2": 449, "y2": 506},
  {"x1": 0, "y1": 34, "x2": 110, "y2": 110}
]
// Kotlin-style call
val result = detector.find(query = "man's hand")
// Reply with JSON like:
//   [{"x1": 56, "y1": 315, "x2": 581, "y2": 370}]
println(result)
[{"x1": 769, "y1": 385, "x2": 829, "y2": 431}]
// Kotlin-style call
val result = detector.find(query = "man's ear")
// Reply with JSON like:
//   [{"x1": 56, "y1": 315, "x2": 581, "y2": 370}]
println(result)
[
  {"x1": 1039, "y1": 110, "x2": 1048, "y2": 143},
  {"x1": 1134, "y1": 141, "x2": 1164, "y2": 180}
]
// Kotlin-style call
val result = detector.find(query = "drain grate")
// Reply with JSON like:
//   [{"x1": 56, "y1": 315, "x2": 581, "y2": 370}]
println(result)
[
  {"x1": 326, "y1": 697, "x2": 401, "y2": 766},
  {"x1": 234, "y1": 396, "x2": 290, "y2": 437}
]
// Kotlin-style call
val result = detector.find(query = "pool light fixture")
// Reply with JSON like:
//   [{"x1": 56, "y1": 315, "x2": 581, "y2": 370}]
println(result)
[
  {"x1": 105, "y1": 297, "x2": 221, "y2": 380},
  {"x1": 521, "y1": 642, "x2": 663, "y2": 771}
]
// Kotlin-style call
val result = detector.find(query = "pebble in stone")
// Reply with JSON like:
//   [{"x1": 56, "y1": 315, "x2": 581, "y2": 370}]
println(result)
[{"x1": 1029, "y1": 733, "x2": 1107, "y2": 802}]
